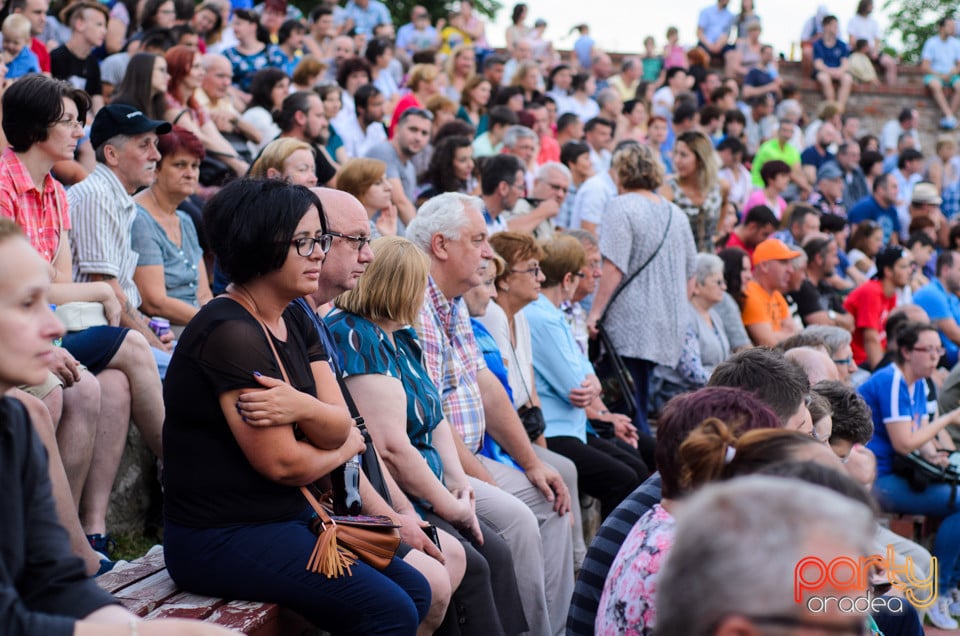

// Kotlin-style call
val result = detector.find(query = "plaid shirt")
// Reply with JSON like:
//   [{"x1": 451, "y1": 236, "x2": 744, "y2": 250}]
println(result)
[
  {"x1": 416, "y1": 276, "x2": 487, "y2": 453},
  {"x1": 0, "y1": 148, "x2": 70, "y2": 262}
]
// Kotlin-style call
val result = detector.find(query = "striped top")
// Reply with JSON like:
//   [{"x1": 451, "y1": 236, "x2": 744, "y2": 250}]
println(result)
[{"x1": 68, "y1": 164, "x2": 141, "y2": 308}]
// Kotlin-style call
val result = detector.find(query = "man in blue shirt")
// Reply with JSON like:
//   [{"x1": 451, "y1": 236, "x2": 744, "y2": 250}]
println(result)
[
  {"x1": 696, "y1": 0, "x2": 735, "y2": 73},
  {"x1": 913, "y1": 250, "x2": 960, "y2": 366},
  {"x1": 848, "y1": 172, "x2": 901, "y2": 245},
  {"x1": 812, "y1": 15, "x2": 853, "y2": 111},
  {"x1": 342, "y1": 0, "x2": 391, "y2": 36},
  {"x1": 921, "y1": 16, "x2": 960, "y2": 130}
]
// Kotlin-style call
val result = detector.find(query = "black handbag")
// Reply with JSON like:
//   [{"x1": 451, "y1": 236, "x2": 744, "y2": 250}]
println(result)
[
  {"x1": 892, "y1": 451, "x2": 960, "y2": 505},
  {"x1": 588, "y1": 206, "x2": 673, "y2": 418},
  {"x1": 517, "y1": 404, "x2": 547, "y2": 441}
]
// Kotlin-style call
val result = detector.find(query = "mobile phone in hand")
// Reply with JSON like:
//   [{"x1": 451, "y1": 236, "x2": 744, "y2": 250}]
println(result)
[{"x1": 422, "y1": 524, "x2": 441, "y2": 552}]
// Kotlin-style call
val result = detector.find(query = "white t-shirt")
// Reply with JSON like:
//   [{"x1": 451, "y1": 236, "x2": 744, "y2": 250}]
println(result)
[
  {"x1": 846, "y1": 15, "x2": 879, "y2": 43},
  {"x1": 477, "y1": 301, "x2": 534, "y2": 408}
]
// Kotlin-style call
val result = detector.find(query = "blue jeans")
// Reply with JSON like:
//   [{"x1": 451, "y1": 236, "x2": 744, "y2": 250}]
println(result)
[
  {"x1": 875, "y1": 473, "x2": 960, "y2": 591},
  {"x1": 164, "y1": 510, "x2": 431, "y2": 634}
]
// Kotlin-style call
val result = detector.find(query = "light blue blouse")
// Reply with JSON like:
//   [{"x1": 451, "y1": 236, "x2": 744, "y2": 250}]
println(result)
[
  {"x1": 130, "y1": 206, "x2": 203, "y2": 307},
  {"x1": 523, "y1": 294, "x2": 596, "y2": 442}
]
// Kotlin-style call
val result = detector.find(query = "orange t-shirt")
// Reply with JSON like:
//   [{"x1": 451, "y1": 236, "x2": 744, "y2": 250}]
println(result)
[{"x1": 740, "y1": 280, "x2": 790, "y2": 330}]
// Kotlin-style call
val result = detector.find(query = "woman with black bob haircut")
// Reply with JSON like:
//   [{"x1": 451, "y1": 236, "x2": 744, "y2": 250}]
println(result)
[
  {"x1": 3, "y1": 74, "x2": 90, "y2": 152},
  {"x1": 162, "y1": 178, "x2": 432, "y2": 634}
]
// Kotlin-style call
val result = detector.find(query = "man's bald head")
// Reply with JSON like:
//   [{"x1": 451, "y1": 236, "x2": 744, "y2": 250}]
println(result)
[
  {"x1": 785, "y1": 347, "x2": 840, "y2": 384},
  {"x1": 202, "y1": 53, "x2": 233, "y2": 98},
  {"x1": 311, "y1": 187, "x2": 373, "y2": 304}
]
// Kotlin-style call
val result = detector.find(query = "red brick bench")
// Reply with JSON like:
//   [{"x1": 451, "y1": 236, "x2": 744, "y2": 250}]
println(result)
[{"x1": 96, "y1": 545, "x2": 312, "y2": 635}]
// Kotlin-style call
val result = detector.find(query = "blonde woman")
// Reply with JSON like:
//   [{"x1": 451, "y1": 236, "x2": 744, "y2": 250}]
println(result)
[
  {"x1": 337, "y1": 158, "x2": 398, "y2": 238},
  {"x1": 508, "y1": 60, "x2": 543, "y2": 103},
  {"x1": 248, "y1": 138, "x2": 318, "y2": 186},
  {"x1": 663, "y1": 130, "x2": 730, "y2": 252},
  {"x1": 327, "y1": 236, "x2": 526, "y2": 636},
  {"x1": 443, "y1": 44, "x2": 477, "y2": 102}
]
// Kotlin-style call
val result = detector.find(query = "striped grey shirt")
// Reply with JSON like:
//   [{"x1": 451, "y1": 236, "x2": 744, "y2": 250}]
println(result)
[{"x1": 68, "y1": 164, "x2": 141, "y2": 308}]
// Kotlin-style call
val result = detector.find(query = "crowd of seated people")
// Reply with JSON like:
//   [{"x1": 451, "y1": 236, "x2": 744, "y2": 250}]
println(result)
[{"x1": 11, "y1": 0, "x2": 960, "y2": 633}]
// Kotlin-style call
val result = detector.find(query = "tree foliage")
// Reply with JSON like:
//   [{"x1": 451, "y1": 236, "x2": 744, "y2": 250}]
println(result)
[
  {"x1": 388, "y1": 0, "x2": 503, "y2": 24},
  {"x1": 287, "y1": 0, "x2": 504, "y2": 37},
  {"x1": 883, "y1": 0, "x2": 952, "y2": 64}
]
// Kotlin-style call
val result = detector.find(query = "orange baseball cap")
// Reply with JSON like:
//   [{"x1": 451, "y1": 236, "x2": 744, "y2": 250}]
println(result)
[{"x1": 752, "y1": 238, "x2": 802, "y2": 266}]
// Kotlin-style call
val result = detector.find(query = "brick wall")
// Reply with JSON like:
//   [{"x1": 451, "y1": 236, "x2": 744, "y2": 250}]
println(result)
[{"x1": 779, "y1": 61, "x2": 946, "y2": 151}]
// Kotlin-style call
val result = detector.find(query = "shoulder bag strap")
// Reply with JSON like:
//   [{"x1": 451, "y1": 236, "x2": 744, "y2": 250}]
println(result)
[
  {"x1": 225, "y1": 291, "x2": 334, "y2": 515},
  {"x1": 598, "y1": 200, "x2": 673, "y2": 326}
]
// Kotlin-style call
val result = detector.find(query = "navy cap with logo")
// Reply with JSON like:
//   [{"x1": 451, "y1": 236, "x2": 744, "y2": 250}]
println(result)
[{"x1": 89, "y1": 104, "x2": 172, "y2": 150}]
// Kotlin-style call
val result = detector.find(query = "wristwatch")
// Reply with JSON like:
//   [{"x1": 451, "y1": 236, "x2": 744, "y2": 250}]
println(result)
[{"x1": 828, "y1": 310, "x2": 837, "y2": 321}]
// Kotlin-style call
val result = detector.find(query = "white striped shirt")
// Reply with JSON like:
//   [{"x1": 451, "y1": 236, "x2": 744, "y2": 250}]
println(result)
[{"x1": 68, "y1": 164, "x2": 141, "y2": 308}]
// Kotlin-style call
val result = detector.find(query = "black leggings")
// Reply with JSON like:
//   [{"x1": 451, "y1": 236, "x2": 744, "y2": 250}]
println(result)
[
  {"x1": 424, "y1": 513, "x2": 526, "y2": 636},
  {"x1": 546, "y1": 435, "x2": 648, "y2": 518}
]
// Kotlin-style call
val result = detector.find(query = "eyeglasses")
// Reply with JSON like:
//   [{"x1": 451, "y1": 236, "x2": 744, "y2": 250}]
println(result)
[
  {"x1": 511, "y1": 265, "x2": 541, "y2": 277},
  {"x1": 573, "y1": 271, "x2": 587, "y2": 278},
  {"x1": 285, "y1": 235, "x2": 332, "y2": 257},
  {"x1": 325, "y1": 230, "x2": 373, "y2": 251},
  {"x1": 912, "y1": 345, "x2": 945, "y2": 357},
  {"x1": 52, "y1": 118, "x2": 83, "y2": 130},
  {"x1": 832, "y1": 357, "x2": 855, "y2": 367}
]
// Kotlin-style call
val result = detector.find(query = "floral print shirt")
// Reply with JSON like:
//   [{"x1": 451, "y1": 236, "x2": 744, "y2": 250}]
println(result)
[{"x1": 595, "y1": 504, "x2": 675, "y2": 636}]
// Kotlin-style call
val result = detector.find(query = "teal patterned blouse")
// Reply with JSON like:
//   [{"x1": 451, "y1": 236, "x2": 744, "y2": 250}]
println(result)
[{"x1": 326, "y1": 310, "x2": 445, "y2": 492}]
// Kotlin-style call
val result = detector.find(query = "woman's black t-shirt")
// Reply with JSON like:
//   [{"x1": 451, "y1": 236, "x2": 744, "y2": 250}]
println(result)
[{"x1": 162, "y1": 297, "x2": 327, "y2": 527}]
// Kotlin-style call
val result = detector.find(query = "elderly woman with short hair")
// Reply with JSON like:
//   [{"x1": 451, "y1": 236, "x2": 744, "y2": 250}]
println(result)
[
  {"x1": 798, "y1": 324, "x2": 856, "y2": 384},
  {"x1": 650, "y1": 253, "x2": 731, "y2": 412}
]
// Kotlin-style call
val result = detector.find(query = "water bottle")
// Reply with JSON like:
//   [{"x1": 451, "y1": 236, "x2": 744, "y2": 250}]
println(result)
[{"x1": 332, "y1": 418, "x2": 364, "y2": 515}]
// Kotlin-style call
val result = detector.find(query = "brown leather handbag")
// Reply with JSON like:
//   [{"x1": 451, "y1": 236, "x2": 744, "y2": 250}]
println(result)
[
  {"x1": 227, "y1": 290, "x2": 401, "y2": 578},
  {"x1": 300, "y1": 485, "x2": 401, "y2": 577}
]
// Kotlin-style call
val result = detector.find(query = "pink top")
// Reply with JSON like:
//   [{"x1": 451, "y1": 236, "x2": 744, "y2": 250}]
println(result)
[
  {"x1": 664, "y1": 45, "x2": 687, "y2": 70},
  {"x1": 743, "y1": 189, "x2": 786, "y2": 219}
]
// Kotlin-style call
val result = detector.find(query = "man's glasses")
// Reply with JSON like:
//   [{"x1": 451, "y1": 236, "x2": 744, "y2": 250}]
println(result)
[
  {"x1": 286, "y1": 235, "x2": 332, "y2": 257},
  {"x1": 325, "y1": 231, "x2": 373, "y2": 251},
  {"x1": 832, "y1": 357, "x2": 855, "y2": 367}
]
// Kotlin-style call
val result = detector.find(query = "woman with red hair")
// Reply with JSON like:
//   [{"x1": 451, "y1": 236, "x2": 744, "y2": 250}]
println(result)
[
  {"x1": 131, "y1": 126, "x2": 212, "y2": 332},
  {"x1": 163, "y1": 45, "x2": 249, "y2": 177}
]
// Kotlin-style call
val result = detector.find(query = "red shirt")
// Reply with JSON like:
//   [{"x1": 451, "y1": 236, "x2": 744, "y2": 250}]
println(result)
[
  {"x1": 0, "y1": 148, "x2": 70, "y2": 263},
  {"x1": 537, "y1": 135, "x2": 560, "y2": 164},
  {"x1": 843, "y1": 279, "x2": 897, "y2": 366},
  {"x1": 724, "y1": 231, "x2": 753, "y2": 258},
  {"x1": 30, "y1": 38, "x2": 50, "y2": 73}
]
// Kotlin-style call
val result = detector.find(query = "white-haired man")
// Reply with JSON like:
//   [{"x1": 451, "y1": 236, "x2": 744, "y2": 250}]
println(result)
[{"x1": 407, "y1": 192, "x2": 576, "y2": 636}]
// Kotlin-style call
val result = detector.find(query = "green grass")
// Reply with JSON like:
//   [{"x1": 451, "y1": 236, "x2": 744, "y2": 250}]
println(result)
[{"x1": 112, "y1": 530, "x2": 162, "y2": 562}]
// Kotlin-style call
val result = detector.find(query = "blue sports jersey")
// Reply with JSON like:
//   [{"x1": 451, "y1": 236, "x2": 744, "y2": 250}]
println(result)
[{"x1": 859, "y1": 364, "x2": 927, "y2": 477}]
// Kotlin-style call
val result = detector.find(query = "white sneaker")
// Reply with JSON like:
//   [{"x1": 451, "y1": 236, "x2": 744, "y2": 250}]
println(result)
[
  {"x1": 929, "y1": 596, "x2": 960, "y2": 629},
  {"x1": 949, "y1": 587, "x2": 960, "y2": 616}
]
